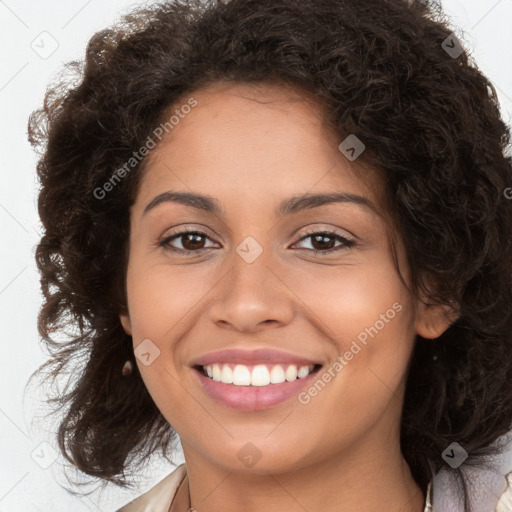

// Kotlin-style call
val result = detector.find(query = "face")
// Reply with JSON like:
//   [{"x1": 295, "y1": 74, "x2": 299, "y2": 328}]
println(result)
[{"x1": 119, "y1": 81, "x2": 453, "y2": 474}]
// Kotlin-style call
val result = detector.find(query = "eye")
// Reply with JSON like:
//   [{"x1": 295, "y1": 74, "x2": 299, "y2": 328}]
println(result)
[
  {"x1": 158, "y1": 227, "x2": 356, "y2": 256},
  {"x1": 292, "y1": 230, "x2": 356, "y2": 255},
  {"x1": 159, "y1": 228, "x2": 219, "y2": 253}
]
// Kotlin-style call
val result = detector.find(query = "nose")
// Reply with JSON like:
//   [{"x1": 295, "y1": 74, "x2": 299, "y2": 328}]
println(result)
[{"x1": 208, "y1": 246, "x2": 295, "y2": 333}]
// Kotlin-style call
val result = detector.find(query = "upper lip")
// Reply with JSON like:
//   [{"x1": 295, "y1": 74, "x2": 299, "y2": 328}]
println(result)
[{"x1": 190, "y1": 348, "x2": 323, "y2": 367}]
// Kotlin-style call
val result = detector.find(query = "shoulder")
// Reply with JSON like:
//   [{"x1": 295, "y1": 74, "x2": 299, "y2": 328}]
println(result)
[
  {"x1": 496, "y1": 472, "x2": 512, "y2": 512},
  {"x1": 426, "y1": 470, "x2": 512, "y2": 512},
  {"x1": 115, "y1": 463, "x2": 187, "y2": 512}
]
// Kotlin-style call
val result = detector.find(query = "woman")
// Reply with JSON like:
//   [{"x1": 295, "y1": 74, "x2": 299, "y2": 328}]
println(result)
[{"x1": 28, "y1": 0, "x2": 512, "y2": 510}]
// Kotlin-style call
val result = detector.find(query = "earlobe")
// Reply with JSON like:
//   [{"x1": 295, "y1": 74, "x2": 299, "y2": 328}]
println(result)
[
  {"x1": 415, "y1": 299, "x2": 459, "y2": 339},
  {"x1": 119, "y1": 312, "x2": 132, "y2": 336}
]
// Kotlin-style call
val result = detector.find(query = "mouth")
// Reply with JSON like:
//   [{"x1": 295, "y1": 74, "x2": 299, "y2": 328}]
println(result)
[
  {"x1": 192, "y1": 362, "x2": 323, "y2": 411},
  {"x1": 193, "y1": 363, "x2": 323, "y2": 386}
]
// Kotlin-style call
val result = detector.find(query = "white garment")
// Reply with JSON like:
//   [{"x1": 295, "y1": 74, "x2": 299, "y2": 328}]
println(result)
[{"x1": 115, "y1": 464, "x2": 187, "y2": 512}]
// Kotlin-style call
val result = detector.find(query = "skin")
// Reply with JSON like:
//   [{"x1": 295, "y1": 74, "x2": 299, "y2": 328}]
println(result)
[{"x1": 119, "y1": 81, "x2": 456, "y2": 512}]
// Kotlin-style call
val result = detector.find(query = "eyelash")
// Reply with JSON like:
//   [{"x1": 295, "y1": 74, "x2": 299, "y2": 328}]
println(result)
[{"x1": 158, "y1": 227, "x2": 356, "y2": 256}]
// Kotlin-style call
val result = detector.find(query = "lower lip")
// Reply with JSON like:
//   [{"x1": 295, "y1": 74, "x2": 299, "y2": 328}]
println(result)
[{"x1": 193, "y1": 367, "x2": 321, "y2": 411}]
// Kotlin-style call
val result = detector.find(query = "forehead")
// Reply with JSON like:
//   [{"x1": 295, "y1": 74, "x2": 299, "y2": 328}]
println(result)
[{"x1": 135, "y1": 81, "x2": 387, "y2": 217}]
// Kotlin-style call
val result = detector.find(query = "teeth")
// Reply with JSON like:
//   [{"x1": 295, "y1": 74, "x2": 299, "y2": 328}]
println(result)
[
  {"x1": 232, "y1": 364, "x2": 251, "y2": 386},
  {"x1": 212, "y1": 364, "x2": 222, "y2": 382},
  {"x1": 270, "y1": 365, "x2": 286, "y2": 384},
  {"x1": 285, "y1": 365, "x2": 298, "y2": 381},
  {"x1": 221, "y1": 365, "x2": 233, "y2": 384},
  {"x1": 297, "y1": 365, "x2": 310, "y2": 378},
  {"x1": 202, "y1": 363, "x2": 316, "y2": 386},
  {"x1": 251, "y1": 364, "x2": 270, "y2": 386}
]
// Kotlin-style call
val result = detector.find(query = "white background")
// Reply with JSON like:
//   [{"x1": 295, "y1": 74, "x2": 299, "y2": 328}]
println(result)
[{"x1": 1, "y1": 1, "x2": 511, "y2": 510}]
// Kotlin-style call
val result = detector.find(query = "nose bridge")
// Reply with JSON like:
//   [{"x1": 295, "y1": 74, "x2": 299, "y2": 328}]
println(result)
[
  {"x1": 209, "y1": 233, "x2": 294, "y2": 330},
  {"x1": 229, "y1": 233, "x2": 278, "y2": 300},
  {"x1": 232, "y1": 236, "x2": 271, "y2": 285}
]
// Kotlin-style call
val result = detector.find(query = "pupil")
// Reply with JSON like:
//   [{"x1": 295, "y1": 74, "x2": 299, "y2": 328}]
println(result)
[
  {"x1": 313, "y1": 234, "x2": 334, "y2": 250},
  {"x1": 184, "y1": 233, "x2": 204, "y2": 250}
]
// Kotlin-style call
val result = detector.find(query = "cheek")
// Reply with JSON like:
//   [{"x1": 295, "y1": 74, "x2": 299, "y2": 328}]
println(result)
[
  {"x1": 125, "y1": 258, "x2": 215, "y2": 337},
  {"x1": 283, "y1": 259, "x2": 413, "y2": 346},
  {"x1": 125, "y1": 259, "x2": 220, "y2": 418},
  {"x1": 286, "y1": 262, "x2": 416, "y2": 417}
]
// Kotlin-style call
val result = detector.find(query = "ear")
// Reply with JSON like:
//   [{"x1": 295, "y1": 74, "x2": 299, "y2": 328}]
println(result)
[
  {"x1": 415, "y1": 295, "x2": 460, "y2": 339},
  {"x1": 119, "y1": 309, "x2": 132, "y2": 336}
]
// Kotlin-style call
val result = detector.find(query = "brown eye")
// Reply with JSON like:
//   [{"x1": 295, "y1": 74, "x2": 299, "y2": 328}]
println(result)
[
  {"x1": 158, "y1": 228, "x2": 356, "y2": 256},
  {"x1": 309, "y1": 233, "x2": 336, "y2": 251},
  {"x1": 293, "y1": 231, "x2": 356, "y2": 255},
  {"x1": 159, "y1": 230, "x2": 218, "y2": 253}
]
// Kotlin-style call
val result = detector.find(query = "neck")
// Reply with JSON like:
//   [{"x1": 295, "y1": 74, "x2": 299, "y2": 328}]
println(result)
[{"x1": 173, "y1": 442, "x2": 426, "y2": 512}]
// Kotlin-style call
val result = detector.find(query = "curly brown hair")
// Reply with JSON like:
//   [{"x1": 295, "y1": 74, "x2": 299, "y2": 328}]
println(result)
[{"x1": 27, "y1": 0, "x2": 512, "y2": 508}]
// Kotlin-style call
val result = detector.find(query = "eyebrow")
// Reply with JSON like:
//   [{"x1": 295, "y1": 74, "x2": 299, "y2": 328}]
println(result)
[{"x1": 142, "y1": 190, "x2": 380, "y2": 218}]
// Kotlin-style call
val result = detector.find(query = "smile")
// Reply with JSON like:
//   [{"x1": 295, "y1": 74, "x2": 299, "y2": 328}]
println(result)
[
  {"x1": 200, "y1": 363, "x2": 319, "y2": 386},
  {"x1": 192, "y1": 363, "x2": 323, "y2": 411},
  {"x1": 190, "y1": 348, "x2": 324, "y2": 410}
]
